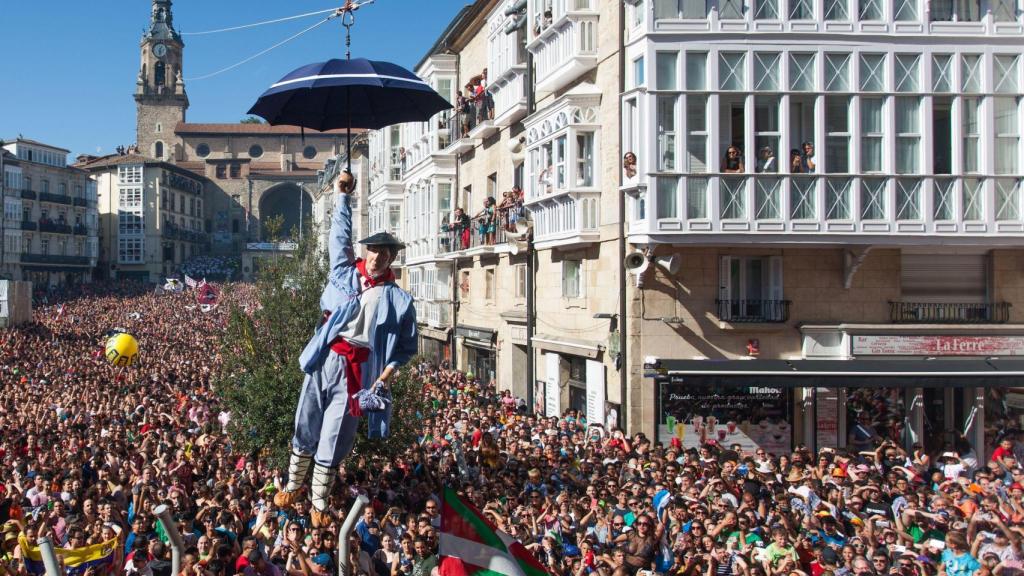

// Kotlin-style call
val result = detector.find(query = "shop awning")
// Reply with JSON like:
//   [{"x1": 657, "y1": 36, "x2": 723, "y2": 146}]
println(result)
[
  {"x1": 646, "y1": 359, "x2": 1024, "y2": 388},
  {"x1": 532, "y1": 334, "x2": 604, "y2": 359}
]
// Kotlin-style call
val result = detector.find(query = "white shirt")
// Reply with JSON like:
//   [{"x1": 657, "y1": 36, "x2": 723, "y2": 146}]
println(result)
[{"x1": 338, "y1": 284, "x2": 384, "y2": 348}]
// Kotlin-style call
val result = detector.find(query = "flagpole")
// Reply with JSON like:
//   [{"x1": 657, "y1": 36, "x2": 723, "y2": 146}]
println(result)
[
  {"x1": 36, "y1": 537, "x2": 60, "y2": 576},
  {"x1": 338, "y1": 494, "x2": 369, "y2": 576}
]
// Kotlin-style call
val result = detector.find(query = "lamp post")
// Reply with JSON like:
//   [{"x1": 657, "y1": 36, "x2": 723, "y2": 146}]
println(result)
[{"x1": 297, "y1": 181, "x2": 303, "y2": 242}]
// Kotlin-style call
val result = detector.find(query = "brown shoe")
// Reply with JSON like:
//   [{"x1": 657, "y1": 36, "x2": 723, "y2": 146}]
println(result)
[
  {"x1": 273, "y1": 489, "x2": 304, "y2": 508},
  {"x1": 310, "y1": 508, "x2": 333, "y2": 528}
]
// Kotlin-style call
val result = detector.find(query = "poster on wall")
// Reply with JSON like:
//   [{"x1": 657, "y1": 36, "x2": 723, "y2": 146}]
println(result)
[
  {"x1": 658, "y1": 383, "x2": 792, "y2": 454},
  {"x1": 815, "y1": 387, "x2": 839, "y2": 449},
  {"x1": 545, "y1": 353, "x2": 560, "y2": 418},
  {"x1": 585, "y1": 359, "x2": 605, "y2": 426},
  {"x1": 534, "y1": 380, "x2": 546, "y2": 415}
]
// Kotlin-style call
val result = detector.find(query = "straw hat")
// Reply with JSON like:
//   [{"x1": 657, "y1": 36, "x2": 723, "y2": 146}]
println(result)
[{"x1": 786, "y1": 469, "x2": 805, "y2": 483}]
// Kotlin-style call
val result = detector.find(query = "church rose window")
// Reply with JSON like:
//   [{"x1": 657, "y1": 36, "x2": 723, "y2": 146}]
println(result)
[
  {"x1": 302, "y1": 146, "x2": 317, "y2": 160},
  {"x1": 249, "y1": 144, "x2": 263, "y2": 158},
  {"x1": 196, "y1": 144, "x2": 210, "y2": 158}
]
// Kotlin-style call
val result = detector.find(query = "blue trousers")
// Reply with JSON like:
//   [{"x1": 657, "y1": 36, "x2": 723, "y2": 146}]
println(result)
[{"x1": 292, "y1": 351, "x2": 359, "y2": 467}]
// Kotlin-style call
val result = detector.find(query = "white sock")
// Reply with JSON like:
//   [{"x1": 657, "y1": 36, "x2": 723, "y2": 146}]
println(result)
[
  {"x1": 310, "y1": 463, "x2": 337, "y2": 512},
  {"x1": 285, "y1": 452, "x2": 312, "y2": 493}
]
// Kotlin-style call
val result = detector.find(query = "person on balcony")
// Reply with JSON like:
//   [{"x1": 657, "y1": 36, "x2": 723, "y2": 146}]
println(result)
[
  {"x1": 756, "y1": 146, "x2": 777, "y2": 173},
  {"x1": 623, "y1": 151, "x2": 638, "y2": 181},
  {"x1": 439, "y1": 213, "x2": 451, "y2": 252},
  {"x1": 722, "y1": 145, "x2": 745, "y2": 173},
  {"x1": 473, "y1": 197, "x2": 497, "y2": 246},
  {"x1": 452, "y1": 207, "x2": 471, "y2": 250},
  {"x1": 789, "y1": 149, "x2": 804, "y2": 174}
]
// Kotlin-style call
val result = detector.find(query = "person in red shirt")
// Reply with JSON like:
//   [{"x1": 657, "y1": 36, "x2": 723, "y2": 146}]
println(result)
[{"x1": 991, "y1": 437, "x2": 1015, "y2": 462}]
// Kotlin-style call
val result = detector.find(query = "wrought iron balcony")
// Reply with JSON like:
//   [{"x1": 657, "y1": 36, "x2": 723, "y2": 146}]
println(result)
[
  {"x1": 73, "y1": 197, "x2": 87, "y2": 207},
  {"x1": 38, "y1": 221, "x2": 72, "y2": 234},
  {"x1": 439, "y1": 224, "x2": 509, "y2": 255},
  {"x1": 889, "y1": 301, "x2": 1011, "y2": 324},
  {"x1": 20, "y1": 221, "x2": 36, "y2": 231},
  {"x1": 716, "y1": 299, "x2": 791, "y2": 323},
  {"x1": 73, "y1": 225, "x2": 88, "y2": 236},
  {"x1": 20, "y1": 253, "x2": 90, "y2": 265},
  {"x1": 20, "y1": 189, "x2": 36, "y2": 200},
  {"x1": 39, "y1": 192, "x2": 72, "y2": 205}
]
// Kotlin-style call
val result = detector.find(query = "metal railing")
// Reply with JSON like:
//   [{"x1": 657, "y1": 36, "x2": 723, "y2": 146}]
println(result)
[
  {"x1": 890, "y1": 301, "x2": 1011, "y2": 324},
  {"x1": 21, "y1": 221, "x2": 36, "y2": 231},
  {"x1": 73, "y1": 225, "x2": 87, "y2": 236},
  {"x1": 439, "y1": 224, "x2": 509, "y2": 254},
  {"x1": 716, "y1": 299, "x2": 791, "y2": 323},
  {"x1": 38, "y1": 222, "x2": 72, "y2": 234},
  {"x1": 73, "y1": 197, "x2": 87, "y2": 207},
  {"x1": 446, "y1": 106, "x2": 479, "y2": 142},
  {"x1": 20, "y1": 189, "x2": 36, "y2": 200}
]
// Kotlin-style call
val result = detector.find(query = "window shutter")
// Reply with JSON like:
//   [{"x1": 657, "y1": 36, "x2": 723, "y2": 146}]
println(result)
[
  {"x1": 769, "y1": 256, "x2": 784, "y2": 302},
  {"x1": 900, "y1": 253, "x2": 988, "y2": 303}
]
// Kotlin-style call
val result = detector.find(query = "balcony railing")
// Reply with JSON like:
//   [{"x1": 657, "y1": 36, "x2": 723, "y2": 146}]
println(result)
[
  {"x1": 73, "y1": 197, "x2": 87, "y2": 207},
  {"x1": 890, "y1": 301, "x2": 1011, "y2": 324},
  {"x1": 20, "y1": 189, "x2": 36, "y2": 200},
  {"x1": 73, "y1": 225, "x2": 88, "y2": 236},
  {"x1": 439, "y1": 223, "x2": 509, "y2": 254},
  {"x1": 20, "y1": 221, "x2": 36, "y2": 231},
  {"x1": 716, "y1": 299, "x2": 791, "y2": 323},
  {"x1": 38, "y1": 221, "x2": 72, "y2": 234},
  {"x1": 20, "y1": 253, "x2": 90, "y2": 265},
  {"x1": 39, "y1": 192, "x2": 72, "y2": 205}
]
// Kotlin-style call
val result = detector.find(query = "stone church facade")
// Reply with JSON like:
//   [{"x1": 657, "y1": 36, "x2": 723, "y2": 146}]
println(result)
[{"x1": 132, "y1": 0, "x2": 352, "y2": 255}]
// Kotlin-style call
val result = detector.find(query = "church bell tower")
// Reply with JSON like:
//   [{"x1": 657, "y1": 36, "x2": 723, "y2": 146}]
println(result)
[{"x1": 135, "y1": 0, "x2": 188, "y2": 162}]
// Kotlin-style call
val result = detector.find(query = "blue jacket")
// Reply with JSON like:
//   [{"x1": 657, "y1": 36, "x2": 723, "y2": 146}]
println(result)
[{"x1": 298, "y1": 192, "x2": 417, "y2": 387}]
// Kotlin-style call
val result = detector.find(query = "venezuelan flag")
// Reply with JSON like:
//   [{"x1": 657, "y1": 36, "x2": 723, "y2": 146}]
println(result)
[{"x1": 19, "y1": 534, "x2": 118, "y2": 575}]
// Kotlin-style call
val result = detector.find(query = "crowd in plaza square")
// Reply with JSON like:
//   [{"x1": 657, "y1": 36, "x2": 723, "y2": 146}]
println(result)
[{"x1": 0, "y1": 285, "x2": 1022, "y2": 576}]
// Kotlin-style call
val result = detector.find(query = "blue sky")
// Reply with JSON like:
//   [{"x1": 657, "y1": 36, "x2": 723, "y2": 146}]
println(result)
[{"x1": 0, "y1": 1, "x2": 468, "y2": 157}]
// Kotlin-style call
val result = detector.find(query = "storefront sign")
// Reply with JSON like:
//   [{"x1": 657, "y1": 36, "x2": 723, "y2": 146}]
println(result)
[
  {"x1": 456, "y1": 325, "x2": 495, "y2": 343},
  {"x1": 852, "y1": 335, "x2": 1024, "y2": 356},
  {"x1": 658, "y1": 384, "x2": 792, "y2": 454},
  {"x1": 585, "y1": 359, "x2": 605, "y2": 426}
]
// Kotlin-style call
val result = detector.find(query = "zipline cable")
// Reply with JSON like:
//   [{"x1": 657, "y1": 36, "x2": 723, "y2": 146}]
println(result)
[
  {"x1": 184, "y1": 15, "x2": 336, "y2": 82},
  {"x1": 180, "y1": 7, "x2": 339, "y2": 36}
]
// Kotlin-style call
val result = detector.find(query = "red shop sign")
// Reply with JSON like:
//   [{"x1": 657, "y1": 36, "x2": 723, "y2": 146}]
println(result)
[{"x1": 852, "y1": 335, "x2": 1024, "y2": 356}]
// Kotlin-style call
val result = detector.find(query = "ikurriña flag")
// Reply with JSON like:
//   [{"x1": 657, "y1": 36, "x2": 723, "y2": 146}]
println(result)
[{"x1": 439, "y1": 486, "x2": 549, "y2": 576}]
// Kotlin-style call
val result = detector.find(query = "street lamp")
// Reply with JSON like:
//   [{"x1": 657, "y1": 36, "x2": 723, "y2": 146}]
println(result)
[{"x1": 296, "y1": 181, "x2": 303, "y2": 242}]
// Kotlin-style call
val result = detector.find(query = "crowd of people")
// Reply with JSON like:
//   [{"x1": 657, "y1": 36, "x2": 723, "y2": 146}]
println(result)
[
  {"x1": 181, "y1": 257, "x2": 240, "y2": 282},
  {"x1": 0, "y1": 284, "x2": 1022, "y2": 576},
  {"x1": 440, "y1": 191, "x2": 523, "y2": 251}
]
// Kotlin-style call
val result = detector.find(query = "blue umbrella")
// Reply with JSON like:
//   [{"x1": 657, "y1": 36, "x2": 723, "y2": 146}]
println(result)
[{"x1": 247, "y1": 57, "x2": 452, "y2": 168}]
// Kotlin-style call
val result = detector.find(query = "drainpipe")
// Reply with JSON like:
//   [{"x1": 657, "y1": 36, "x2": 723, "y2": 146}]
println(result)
[
  {"x1": 525, "y1": 36, "x2": 536, "y2": 411},
  {"x1": 617, "y1": 0, "x2": 628, "y2": 434},
  {"x1": 338, "y1": 495, "x2": 370, "y2": 576},
  {"x1": 36, "y1": 537, "x2": 60, "y2": 576},
  {"x1": 154, "y1": 504, "x2": 185, "y2": 576}
]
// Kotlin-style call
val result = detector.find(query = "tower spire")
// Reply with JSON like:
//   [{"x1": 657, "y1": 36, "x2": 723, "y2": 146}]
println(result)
[{"x1": 146, "y1": 0, "x2": 181, "y2": 43}]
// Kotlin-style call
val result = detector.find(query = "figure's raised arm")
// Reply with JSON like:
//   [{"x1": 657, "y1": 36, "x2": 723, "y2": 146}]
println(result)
[{"x1": 328, "y1": 171, "x2": 357, "y2": 274}]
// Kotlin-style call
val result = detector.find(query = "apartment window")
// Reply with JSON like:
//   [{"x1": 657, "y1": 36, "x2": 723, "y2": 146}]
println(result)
[
  {"x1": 824, "y1": 53, "x2": 851, "y2": 91},
  {"x1": 824, "y1": 0, "x2": 849, "y2": 19},
  {"x1": 657, "y1": 177, "x2": 679, "y2": 218},
  {"x1": 554, "y1": 135, "x2": 567, "y2": 190},
  {"x1": 686, "y1": 96, "x2": 709, "y2": 172},
  {"x1": 118, "y1": 165, "x2": 143, "y2": 185},
  {"x1": 861, "y1": 97, "x2": 884, "y2": 172},
  {"x1": 895, "y1": 97, "x2": 920, "y2": 174},
  {"x1": 575, "y1": 133, "x2": 595, "y2": 187},
  {"x1": 962, "y1": 97, "x2": 981, "y2": 173},
  {"x1": 858, "y1": 0, "x2": 883, "y2": 19},
  {"x1": 118, "y1": 237, "x2": 143, "y2": 264},
  {"x1": 118, "y1": 212, "x2": 143, "y2": 235},
  {"x1": 859, "y1": 54, "x2": 885, "y2": 91},
  {"x1": 216, "y1": 164, "x2": 226, "y2": 179},
  {"x1": 860, "y1": 178, "x2": 887, "y2": 220},
  {"x1": 687, "y1": 177, "x2": 709, "y2": 218},
  {"x1": 895, "y1": 179, "x2": 921, "y2": 220},
  {"x1": 41, "y1": 180, "x2": 49, "y2": 194},
  {"x1": 686, "y1": 52, "x2": 707, "y2": 90},
  {"x1": 485, "y1": 268, "x2": 495, "y2": 300},
  {"x1": 41, "y1": 238, "x2": 49, "y2": 255},
  {"x1": 229, "y1": 164, "x2": 241, "y2": 179},
  {"x1": 933, "y1": 179, "x2": 955, "y2": 220},
  {"x1": 656, "y1": 52, "x2": 678, "y2": 90},
  {"x1": 719, "y1": 52, "x2": 746, "y2": 91},
  {"x1": 720, "y1": 177, "x2": 747, "y2": 219},
  {"x1": 633, "y1": 57, "x2": 645, "y2": 88},
  {"x1": 930, "y1": 0, "x2": 980, "y2": 21},
  {"x1": 962, "y1": 178, "x2": 984, "y2": 221},
  {"x1": 755, "y1": 178, "x2": 781, "y2": 220},
  {"x1": 934, "y1": 97, "x2": 953, "y2": 174},
  {"x1": 755, "y1": 97, "x2": 781, "y2": 168},
  {"x1": 996, "y1": 180, "x2": 1021, "y2": 221},
  {"x1": 754, "y1": 0, "x2": 779, "y2": 19},
  {"x1": 562, "y1": 260, "x2": 582, "y2": 298},
  {"x1": 961, "y1": 55, "x2": 982, "y2": 93},
  {"x1": 789, "y1": 53, "x2": 816, "y2": 91},
  {"x1": 515, "y1": 264, "x2": 527, "y2": 298},
  {"x1": 791, "y1": 177, "x2": 816, "y2": 219},
  {"x1": 995, "y1": 97, "x2": 1020, "y2": 175},
  {"x1": 894, "y1": 54, "x2": 920, "y2": 92},
  {"x1": 789, "y1": 0, "x2": 813, "y2": 18},
  {"x1": 657, "y1": 97, "x2": 677, "y2": 172},
  {"x1": 932, "y1": 55, "x2": 953, "y2": 92},
  {"x1": 992, "y1": 0, "x2": 1018, "y2": 21},
  {"x1": 754, "y1": 52, "x2": 781, "y2": 91},
  {"x1": 118, "y1": 187, "x2": 142, "y2": 209},
  {"x1": 894, "y1": 0, "x2": 918, "y2": 19},
  {"x1": 718, "y1": 256, "x2": 785, "y2": 321},
  {"x1": 995, "y1": 55, "x2": 1020, "y2": 94},
  {"x1": 720, "y1": 0, "x2": 745, "y2": 18},
  {"x1": 826, "y1": 97, "x2": 851, "y2": 173}
]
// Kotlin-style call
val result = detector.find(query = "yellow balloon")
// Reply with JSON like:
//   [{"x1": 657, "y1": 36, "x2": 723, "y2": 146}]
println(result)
[{"x1": 105, "y1": 333, "x2": 140, "y2": 367}]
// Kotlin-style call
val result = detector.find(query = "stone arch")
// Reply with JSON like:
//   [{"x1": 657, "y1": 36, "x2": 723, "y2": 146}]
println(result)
[{"x1": 257, "y1": 183, "x2": 313, "y2": 241}]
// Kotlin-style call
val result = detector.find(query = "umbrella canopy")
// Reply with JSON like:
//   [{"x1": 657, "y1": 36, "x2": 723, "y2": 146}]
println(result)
[{"x1": 247, "y1": 58, "x2": 452, "y2": 132}]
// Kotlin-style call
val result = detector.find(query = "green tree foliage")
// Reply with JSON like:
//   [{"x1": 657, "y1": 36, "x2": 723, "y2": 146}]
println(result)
[
  {"x1": 240, "y1": 116, "x2": 267, "y2": 124},
  {"x1": 215, "y1": 229, "x2": 426, "y2": 468},
  {"x1": 263, "y1": 214, "x2": 285, "y2": 242}
]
